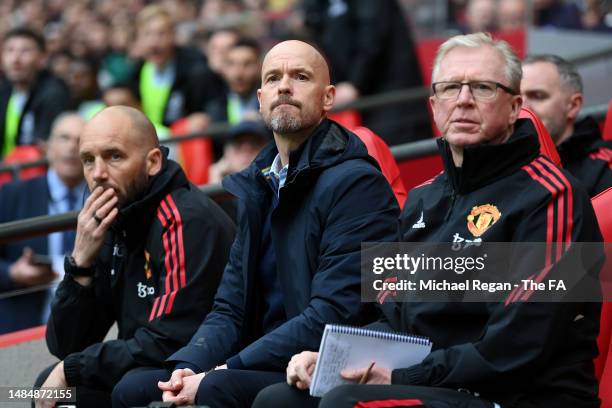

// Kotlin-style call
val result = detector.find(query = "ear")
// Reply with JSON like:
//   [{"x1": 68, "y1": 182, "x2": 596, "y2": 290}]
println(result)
[
  {"x1": 508, "y1": 94, "x2": 523, "y2": 125},
  {"x1": 566, "y1": 92, "x2": 583, "y2": 122},
  {"x1": 322, "y1": 85, "x2": 336, "y2": 113},
  {"x1": 146, "y1": 147, "x2": 162, "y2": 177},
  {"x1": 429, "y1": 95, "x2": 438, "y2": 124},
  {"x1": 257, "y1": 88, "x2": 262, "y2": 113}
]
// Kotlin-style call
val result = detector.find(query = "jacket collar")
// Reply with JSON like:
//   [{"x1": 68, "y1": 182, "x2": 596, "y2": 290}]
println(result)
[
  {"x1": 114, "y1": 147, "x2": 188, "y2": 235},
  {"x1": 557, "y1": 116, "x2": 602, "y2": 163},
  {"x1": 438, "y1": 118, "x2": 540, "y2": 194},
  {"x1": 223, "y1": 118, "x2": 374, "y2": 201}
]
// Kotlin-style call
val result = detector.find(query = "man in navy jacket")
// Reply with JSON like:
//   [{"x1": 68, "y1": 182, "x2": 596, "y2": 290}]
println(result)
[{"x1": 112, "y1": 40, "x2": 399, "y2": 408}]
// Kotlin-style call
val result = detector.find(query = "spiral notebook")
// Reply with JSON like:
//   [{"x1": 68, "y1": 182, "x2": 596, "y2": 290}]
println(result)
[{"x1": 309, "y1": 324, "x2": 432, "y2": 397}]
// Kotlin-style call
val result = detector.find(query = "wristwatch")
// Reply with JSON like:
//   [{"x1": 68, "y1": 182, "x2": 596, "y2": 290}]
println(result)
[{"x1": 64, "y1": 255, "x2": 96, "y2": 277}]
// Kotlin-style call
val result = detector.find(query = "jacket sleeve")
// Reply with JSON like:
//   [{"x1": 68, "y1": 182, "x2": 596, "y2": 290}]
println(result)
[
  {"x1": 52, "y1": 197, "x2": 234, "y2": 389},
  {"x1": 166, "y1": 223, "x2": 246, "y2": 372},
  {"x1": 391, "y1": 175, "x2": 603, "y2": 388},
  {"x1": 232, "y1": 166, "x2": 399, "y2": 371}
]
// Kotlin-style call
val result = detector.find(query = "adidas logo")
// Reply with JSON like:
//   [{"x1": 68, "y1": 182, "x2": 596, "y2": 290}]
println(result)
[{"x1": 411, "y1": 211, "x2": 426, "y2": 229}]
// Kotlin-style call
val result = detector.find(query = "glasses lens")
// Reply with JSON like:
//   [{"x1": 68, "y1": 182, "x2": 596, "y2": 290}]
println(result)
[{"x1": 471, "y1": 82, "x2": 496, "y2": 99}]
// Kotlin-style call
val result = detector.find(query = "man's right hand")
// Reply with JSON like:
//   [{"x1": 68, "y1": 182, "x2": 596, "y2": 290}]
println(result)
[
  {"x1": 9, "y1": 247, "x2": 57, "y2": 286},
  {"x1": 287, "y1": 351, "x2": 318, "y2": 390},
  {"x1": 158, "y1": 368, "x2": 196, "y2": 403},
  {"x1": 71, "y1": 187, "x2": 118, "y2": 268}
]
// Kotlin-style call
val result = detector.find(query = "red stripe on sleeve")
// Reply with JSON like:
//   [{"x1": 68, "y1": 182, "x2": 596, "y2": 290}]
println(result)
[
  {"x1": 149, "y1": 297, "x2": 160, "y2": 321},
  {"x1": 355, "y1": 399, "x2": 424, "y2": 407},
  {"x1": 166, "y1": 195, "x2": 187, "y2": 289},
  {"x1": 159, "y1": 203, "x2": 175, "y2": 297},
  {"x1": 161, "y1": 200, "x2": 180, "y2": 298},
  {"x1": 538, "y1": 158, "x2": 573, "y2": 247}
]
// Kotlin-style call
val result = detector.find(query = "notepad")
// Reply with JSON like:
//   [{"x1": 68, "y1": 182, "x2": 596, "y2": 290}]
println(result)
[{"x1": 309, "y1": 324, "x2": 432, "y2": 397}]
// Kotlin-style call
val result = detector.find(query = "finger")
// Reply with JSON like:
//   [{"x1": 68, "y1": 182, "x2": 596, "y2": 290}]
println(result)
[
  {"x1": 170, "y1": 369, "x2": 187, "y2": 388},
  {"x1": 158, "y1": 380, "x2": 174, "y2": 391},
  {"x1": 94, "y1": 207, "x2": 118, "y2": 234},
  {"x1": 23, "y1": 247, "x2": 33, "y2": 260},
  {"x1": 93, "y1": 195, "x2": 118, "y2": 220},
  {"x1": 82, "y1": 186, "x2": 105, "y2": 212},
  {"x1": 295, "y1": 380, "x2": 309, "y2": 390},
  {"x1": 340, "y1": 367, "x2": 364, "y2": 380},
  {"x1": 294, "y1": 361, "x2": 312, "y2": 384}
]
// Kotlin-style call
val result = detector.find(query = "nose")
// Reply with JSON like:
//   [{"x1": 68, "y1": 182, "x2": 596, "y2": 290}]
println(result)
[
  {"x1": 91, "y1": 158, "x2": 108, "y2": 182},
  {"x1": 456, "y1": 83, "x2": 475, "y2": 106},
  {"x1": 278, "y1": 74, "x2": 291, "y2": 94}
]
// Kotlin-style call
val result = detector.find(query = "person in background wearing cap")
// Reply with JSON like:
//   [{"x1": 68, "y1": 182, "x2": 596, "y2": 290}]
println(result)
[{"x1": 208, "y1": 120, "x2": 270, "y2": 184}]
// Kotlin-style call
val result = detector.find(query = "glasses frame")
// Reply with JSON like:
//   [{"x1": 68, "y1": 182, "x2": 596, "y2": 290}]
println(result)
[{"x1": 431, "y1": 81, "x2": 518, "y2": 100}]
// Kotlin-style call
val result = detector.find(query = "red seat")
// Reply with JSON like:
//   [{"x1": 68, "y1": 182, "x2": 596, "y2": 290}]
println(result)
[
  {"x1": 0, "y1": 145, "x2": 46, "y2": 186},
  {"x1": 170, "y1": 118, "x2": 214, "y2": 185},
  {"x1": 518, "y1": 107, "x2": 562, "y2": 167},
  {"x1": 603, "y1": 98, "x2": 612, "y2": 141},
  {"x1": 592, "y1": 187, "x2": 612, "y2": 408},
  {"x1": 351, "y1": 126, "x2": 408, "y2": 209},
  {"x1": 328, "y1": 110, "x2": 362, "y2": 130}
]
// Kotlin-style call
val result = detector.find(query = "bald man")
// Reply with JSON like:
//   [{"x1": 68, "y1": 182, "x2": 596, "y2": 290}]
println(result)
[
  {"x1": 35, "y1": 106, "x2": 235, "y2": 408},
  {"x1": 112, "y1": 40, "x2": 399, "y2": 408}
]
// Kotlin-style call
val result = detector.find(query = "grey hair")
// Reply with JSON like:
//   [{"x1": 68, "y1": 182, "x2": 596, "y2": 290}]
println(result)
[
  {"x1": 522, "y1": 54, "x2": 583, "y2": 93},
  {"x1": 50, "y1": 111, "x2": 85, "y2": 138},
  {"x1": 431, "y1": 32, "x2": 522, "y2": 92}
]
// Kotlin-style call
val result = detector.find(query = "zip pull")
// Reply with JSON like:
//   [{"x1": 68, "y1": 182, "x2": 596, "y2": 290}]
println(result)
[
  {"x1": 111, "y1": 244, "x2": 119, "y2": 276},
  {"x1": 444, "y1": 191, "x2": 456, "y2": 222}
]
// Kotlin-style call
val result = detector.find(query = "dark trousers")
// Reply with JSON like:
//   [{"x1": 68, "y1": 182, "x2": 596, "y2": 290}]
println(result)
[
  {"x1": 112, "y1": 367, "x2": 286, "y2": 408},
  {"x1": 35, "y1": 363, "x2": 112, "y2": 408},
  {"x1": 253, "y1": 383, "x2": 497, "y2": 408}
]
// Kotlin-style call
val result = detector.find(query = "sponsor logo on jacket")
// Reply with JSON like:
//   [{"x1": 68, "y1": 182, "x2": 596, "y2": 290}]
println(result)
[{"x1": 137, "y1": 282, "x2": 155, "y2": 298}]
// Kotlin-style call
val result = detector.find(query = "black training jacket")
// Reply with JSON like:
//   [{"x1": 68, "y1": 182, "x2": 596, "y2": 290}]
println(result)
[
  {"x1": 558, "y1": 116, "x2": 612, "y2": 197},
  {"x1": 388, "y1": 119, "x2": 603, "y2": 408},
  {"x1": 46, "y1": 153, "x2": 235, "y2": 390}
]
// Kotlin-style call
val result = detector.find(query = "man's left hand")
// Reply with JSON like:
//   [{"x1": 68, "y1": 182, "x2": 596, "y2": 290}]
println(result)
[
  {"x1": 340, "y1": 365, "x2": 392, "y2": 385},
  {"x1": 162, "y1": 372, "x2": 205, "y2": 406},
  {"x1": 35, "y1": 361, "x2": 67, "y2": 408}
]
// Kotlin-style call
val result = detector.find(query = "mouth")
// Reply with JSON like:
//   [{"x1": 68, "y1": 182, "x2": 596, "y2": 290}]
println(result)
[{"x1": 451, "y1": 118, "x2": 478, "y2": 124}]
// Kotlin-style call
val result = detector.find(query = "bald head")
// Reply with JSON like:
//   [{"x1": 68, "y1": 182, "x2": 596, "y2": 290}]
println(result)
[
  {"x1": 86, "y1": 106, "x2": 159, "y2": 151},
  {"x1": 258, "y1": 40, "x2": 335, "y2": 140},
  {"x1": 79, "y1": 105, "x2": 163, "y2": 207},
  {"x1": 262, "y1": 40, "x2": 331, "y2": 86}
]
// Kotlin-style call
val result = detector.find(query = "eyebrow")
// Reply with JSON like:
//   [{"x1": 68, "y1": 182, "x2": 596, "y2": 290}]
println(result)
[{"x1": 263, "y1": 66, "x2": 315, "y2": 77}]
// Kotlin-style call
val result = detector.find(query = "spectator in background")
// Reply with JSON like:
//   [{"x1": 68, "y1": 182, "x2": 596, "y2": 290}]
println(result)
[
  {"x1": 498, "y1": 0, "x2": 527, "y2": 32},
  {"x1": 463, "y1": 0, "x2": 497, "y2": 32},
  {"x1": 0, "y1": 112, "x2": 86, "y2": 335},
  {"x1": 66, "y1": 57, "x2": 104, "y2": 118},
  {"x1": 206, "y1": 37, "x2": 261, "y2": 125},
  {"x1": 208, "y1": 120, "x2": 270, "y2": 183},
  {"x1": 130, "y1": 5, "x2": 207, "y2": 130},
  {"x1": 521, "y1": 54, "x2": 612, "y2": 196},
  {"x1": 35, "y1": 106, "x2": 235, "y2": 408},
  {"x1": 0, "y1": 27, "x2": 70, "y2": 159},
  {"x1": 533, "y1": 0, "x2": 582, "y2": 30},
  {"x1": 303, "y1": 0, "x2": 432, "y2": 145}
]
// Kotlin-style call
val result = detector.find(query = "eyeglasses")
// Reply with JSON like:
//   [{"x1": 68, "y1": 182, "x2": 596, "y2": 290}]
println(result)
[{"x1": 432, "y1": 81, "x2": 518, "y2": 100}]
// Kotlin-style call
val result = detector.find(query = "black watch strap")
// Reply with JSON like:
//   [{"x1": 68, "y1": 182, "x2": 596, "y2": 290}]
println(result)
[{"x1": 64, "y1": 255, "x2": 96, "y2": 277}]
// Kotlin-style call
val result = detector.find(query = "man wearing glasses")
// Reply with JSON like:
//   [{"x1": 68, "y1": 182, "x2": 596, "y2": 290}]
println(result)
[{"x1": 257, "y1": 33, "x2": 602, "y2": 408}]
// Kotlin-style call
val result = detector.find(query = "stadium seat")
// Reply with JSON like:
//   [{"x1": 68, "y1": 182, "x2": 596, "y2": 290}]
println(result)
[
  {"x1": 170, "y1": 118, "x2": 214, "y2": 185},
  {"x1": 352, "y1": 126, "x2": 408, "y2": 208},
  {"x1": 603, "y1": 98, "x2": 612, "y2": 141},
  {"x1": 328, "y1": 110, "x2": 362, "y2": 130},
  {"x1": 0, "y1": 145, "x2": 46, "y2": 186},
  {"x1": 518, "y1": 107, "x2": 562, "y2": 167},
  {"x1": 592, "y1": 187, "x2": 612, "y2": 408}
]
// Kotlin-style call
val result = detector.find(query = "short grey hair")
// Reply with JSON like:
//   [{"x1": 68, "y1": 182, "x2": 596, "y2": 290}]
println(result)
[
  {"x1": 522, "y1": 54, "x2": 583, "y2": 93},
  {"x1": 50, "y1": 111, "x2": 85, "y2": 138},
  {"x1": 431, "y1": 32, "x2": 522, "y2": 92}
]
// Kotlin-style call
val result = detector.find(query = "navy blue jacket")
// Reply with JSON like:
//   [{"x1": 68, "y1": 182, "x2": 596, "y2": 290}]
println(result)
[
  {"x1": 168, "y1": 119, "x2": 399, "y2": 372},
  {"x1": 0, "y1": 175, "x2": 51, "y2": 333}
]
